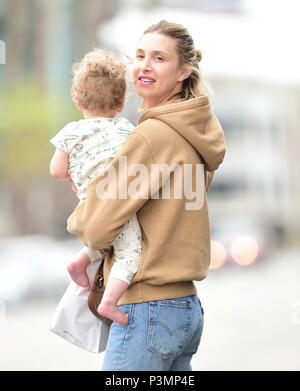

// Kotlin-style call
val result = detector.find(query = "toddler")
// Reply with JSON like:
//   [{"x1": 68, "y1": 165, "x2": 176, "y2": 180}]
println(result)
[{"x1": 50, "y1": 49, "x2": 142, "y2": 326}]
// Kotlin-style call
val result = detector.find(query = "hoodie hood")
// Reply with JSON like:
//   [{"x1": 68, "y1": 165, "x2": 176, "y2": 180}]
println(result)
[{"x1": 138, "y1": 95, "x2": 226, "y2": 172}]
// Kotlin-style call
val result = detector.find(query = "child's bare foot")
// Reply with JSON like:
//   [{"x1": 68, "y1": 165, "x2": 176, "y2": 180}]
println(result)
[
  {"x1": 67, "y1": 250, "x2": 91, "y2": 290},
  {"x1": 98, "y1": 299, "x2": 129, "y2": 326}
]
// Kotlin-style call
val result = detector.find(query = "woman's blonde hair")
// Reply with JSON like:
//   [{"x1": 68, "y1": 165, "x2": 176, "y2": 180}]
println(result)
[
  {"x1": 71, "y1": 49, "x2": 127, "y2": 113},
  {"x1": 142, "y1": 20, "x2": 209, "y2": 103}
]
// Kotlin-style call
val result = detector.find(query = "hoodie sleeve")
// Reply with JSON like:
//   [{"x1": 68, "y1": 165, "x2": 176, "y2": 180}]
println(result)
[
  {"x1": 67, "y1": 131, "x2": 157, "y2": 250},
  {"x1": 205, "y1": 170, "x2": 215, "y2": 192}
]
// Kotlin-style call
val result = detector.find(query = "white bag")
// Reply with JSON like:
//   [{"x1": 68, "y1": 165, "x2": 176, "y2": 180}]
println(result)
[{"x1": 49, "y1": 259, "x2": 110, "y2": 353}]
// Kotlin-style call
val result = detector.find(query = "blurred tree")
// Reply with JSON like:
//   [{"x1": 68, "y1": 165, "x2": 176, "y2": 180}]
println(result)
[
  {"x1": 0, "y1": 0, "x2": 116, "y2": 236},
  {"x1": 2, "y1": 0, "x2": 115, "y2": 91},
  {"x1": 0, "y1": 82, "x2": 79, "y2": 234},
  {"x1": 72, "y1": 0, "x2": 114, "y2": 51},
  {"x1": 2, "y1": 0, "x2": 27, "y2": 85}
]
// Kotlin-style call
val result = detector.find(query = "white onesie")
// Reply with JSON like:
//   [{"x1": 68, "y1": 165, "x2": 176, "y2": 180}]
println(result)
[{"x1": 50, "y1": 117, "x2": 142, "y2": 284}]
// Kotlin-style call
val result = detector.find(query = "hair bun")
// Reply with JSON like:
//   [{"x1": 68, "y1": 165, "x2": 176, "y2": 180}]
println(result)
[{"x1": 195, "y1": 49, "x2": 202, "y2": 63}]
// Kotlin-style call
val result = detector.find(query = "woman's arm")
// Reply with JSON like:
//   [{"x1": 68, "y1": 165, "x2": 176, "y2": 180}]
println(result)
[
  {"x1": 67, "y1": 132, "x2": 156, "y2": 250},
  {"x1": 50, "y1": 148, "x2": 69, "y2": 181}
]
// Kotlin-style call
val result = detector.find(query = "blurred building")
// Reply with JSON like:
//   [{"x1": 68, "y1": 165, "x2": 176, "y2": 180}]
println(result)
[{"x1": 100, "y1": 0, "x2": 300, "y2": 246}]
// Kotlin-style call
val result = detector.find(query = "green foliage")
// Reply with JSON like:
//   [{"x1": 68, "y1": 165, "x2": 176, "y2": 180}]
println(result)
[{"x1": 0, "y1": 81, "x2": 81, "y2": 180}]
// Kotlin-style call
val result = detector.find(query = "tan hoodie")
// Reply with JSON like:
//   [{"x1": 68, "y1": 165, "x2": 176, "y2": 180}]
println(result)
[{"x1": 67, "y1": 95, "x2": 226, "y2": 305}]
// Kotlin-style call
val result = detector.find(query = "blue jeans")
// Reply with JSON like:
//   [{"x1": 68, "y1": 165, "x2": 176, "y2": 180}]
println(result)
[{"x1": 102, "y1": 294, "x2": 204, "y2": 371}]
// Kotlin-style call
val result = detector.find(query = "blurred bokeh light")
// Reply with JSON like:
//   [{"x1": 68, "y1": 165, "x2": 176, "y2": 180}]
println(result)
[
  {"x1": 230, "y1": 236, "x2": 259, "y2": 266},
  {"x1": 209, "y1": 240, "x2": 227, "y2": 270}
]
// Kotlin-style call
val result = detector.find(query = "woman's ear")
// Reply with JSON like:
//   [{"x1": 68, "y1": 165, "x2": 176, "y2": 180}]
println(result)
[{"x1": 178, "y1": 64, "x2": 193, "y2": 82}]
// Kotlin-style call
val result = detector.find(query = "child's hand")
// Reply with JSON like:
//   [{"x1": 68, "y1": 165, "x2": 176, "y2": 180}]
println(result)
[{"x1": 67, "y1": 172, "x2": 77, "y2": 193}]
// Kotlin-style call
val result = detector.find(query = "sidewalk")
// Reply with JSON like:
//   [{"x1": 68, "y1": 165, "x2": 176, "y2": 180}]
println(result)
[{"x1": 0, "y1": 248, "x2": 299, "y2": 371}]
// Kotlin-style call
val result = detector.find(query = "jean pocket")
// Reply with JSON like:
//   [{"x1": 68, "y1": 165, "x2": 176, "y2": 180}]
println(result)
[{"x1": 146, "y1": 299, "x2": 191, "y2": 360}]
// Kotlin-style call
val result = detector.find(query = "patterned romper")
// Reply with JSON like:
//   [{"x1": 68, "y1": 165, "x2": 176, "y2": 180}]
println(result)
[{"x1": 50, "y1": 117, "x2": 142, "y2": 284}]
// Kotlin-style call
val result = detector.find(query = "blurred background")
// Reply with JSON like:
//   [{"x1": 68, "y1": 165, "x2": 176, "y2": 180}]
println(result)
[{"x1": 0, "y1": 0, "x2": 300, "y2": 371}]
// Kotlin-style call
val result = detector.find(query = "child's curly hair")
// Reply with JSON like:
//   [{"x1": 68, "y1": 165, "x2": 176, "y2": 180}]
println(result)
[{"x1": 71, "y1": 49, "x2": 127, "y2": 113}]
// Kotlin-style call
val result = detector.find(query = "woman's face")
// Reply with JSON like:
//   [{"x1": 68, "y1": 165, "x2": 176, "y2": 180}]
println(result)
[{"x1": 133, "y1": 33, "x2": 191, "y2": 108}]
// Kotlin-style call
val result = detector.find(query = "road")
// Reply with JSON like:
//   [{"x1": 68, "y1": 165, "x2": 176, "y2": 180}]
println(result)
[{"x1": 0, "y1": 247, "x2": 299, "y2": 371}]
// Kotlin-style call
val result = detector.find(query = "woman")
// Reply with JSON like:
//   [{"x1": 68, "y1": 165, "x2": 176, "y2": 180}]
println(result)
[{"x1": 67, "y1": 20, "x2": 226, "y2": 371}]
